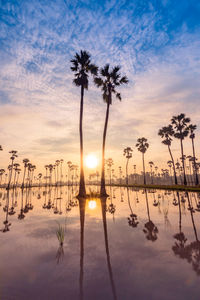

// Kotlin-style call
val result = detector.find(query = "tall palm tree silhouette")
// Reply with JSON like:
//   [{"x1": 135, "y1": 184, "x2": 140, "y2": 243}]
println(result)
[
  {"x1": 188, "y1": 124, "x2": 199, "y2": 185},
  {"x1": 158, "y1": 125, "x2": 177, "y2": 185},
  {"x1": 100, "y1": 197, "x2": 118, "y2": 300},
  {"x1": 94, "y1": 64, "x2": 128, "y2": 196},
  {"x1": 171, "y1": 113, "x2": 190, "y2": 185},
  {"x1": 71, "y1": 50, "x2": 98, "y2": 198},
  {"x1": 21, "y1": 159, "x2": 29, "y2": 189},
  {"x1": 123, "y1": 147, "x2": 133, "y2": 185},
  {"x1": 135, "y1": 138, "x2": 149, "y2": 185}
]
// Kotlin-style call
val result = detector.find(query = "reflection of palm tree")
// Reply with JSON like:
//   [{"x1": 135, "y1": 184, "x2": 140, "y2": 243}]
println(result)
[
  {"x1": 127, "y1": 187, "x2": 139, "y2": 228},
  {"x1": 143, "y1": 190, "x2": 158, "y2": 242},
  {"x1": 18, "y1": 189, "x2": 25, "y2": 220},
  {"x1": 78, "y1": 197, "x2": 86, "y2": 300},
  {"x1": 100, "y1": 197, "x2": 117, "y2": 300},
  {"x1": 94, "y1": 64, "x2": 128, "y2": 196},
  {"x1": 1, "y1": 190, "x2": 11, "y2": 232},
  {"x1": 172, "y1": 192, "x2": 200, "y2": 275},
  {"x1": 71, "y1": 51, "x2": 98, "y2": 198}
]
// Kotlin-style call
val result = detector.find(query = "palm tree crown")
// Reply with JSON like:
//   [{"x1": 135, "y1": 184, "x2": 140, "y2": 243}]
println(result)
[
  {"x1": 94, "y1": 64, "x2": 128, "y2": 104},
  {"x1": 158, "y1": 125, "x2": 174, "y2": 146},
  {"x1": 71, "y1": 50, "x2": 98, "y2": 89},
  {"x1": 136, "y1": 138, "x2": 149, "y2": 153},
  {"x1": 171, "y1": 113, "x2": 190, "y2": 140}
]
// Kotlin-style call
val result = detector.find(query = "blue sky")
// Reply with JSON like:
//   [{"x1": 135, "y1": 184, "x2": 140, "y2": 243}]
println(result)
[{"x1": 0, "y1": 0, "x2": 200, "y2": 173}]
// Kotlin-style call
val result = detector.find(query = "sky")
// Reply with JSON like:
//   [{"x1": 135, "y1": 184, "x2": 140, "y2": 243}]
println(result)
[{"x1": 0, "y1": 0, "x2": 200, "y2": 176}]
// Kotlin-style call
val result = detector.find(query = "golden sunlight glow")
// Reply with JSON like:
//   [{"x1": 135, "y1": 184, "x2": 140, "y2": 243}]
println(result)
[
  {"x1": 85, "y1": 154, "x2": 98, "y2": 169},
  {"x1": 88, "y1": 200, "x2": 97, "y2": 210}
]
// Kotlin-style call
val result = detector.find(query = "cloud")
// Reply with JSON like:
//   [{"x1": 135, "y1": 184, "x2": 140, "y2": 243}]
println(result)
[{"x1": 0, "y1": 0, "x2": 200, "y2": 173}]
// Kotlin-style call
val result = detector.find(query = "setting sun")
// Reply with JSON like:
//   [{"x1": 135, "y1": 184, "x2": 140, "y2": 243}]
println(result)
[{"x1": 85, "y1": 154, "x2": 98, "y2": 169}]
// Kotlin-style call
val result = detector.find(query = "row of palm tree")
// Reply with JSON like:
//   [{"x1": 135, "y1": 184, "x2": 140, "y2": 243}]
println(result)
[{"x1": 159, "y1": 113, "x2": 199, "y2": 186}]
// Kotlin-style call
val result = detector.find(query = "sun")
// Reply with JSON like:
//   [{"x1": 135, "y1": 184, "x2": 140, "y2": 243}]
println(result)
[{"x1": 85, "y1": 154, "x2": 98, "y2": 169}]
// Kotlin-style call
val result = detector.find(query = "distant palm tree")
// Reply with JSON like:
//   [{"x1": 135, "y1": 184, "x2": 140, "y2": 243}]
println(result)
[
  {"x1": 123, "y1": 147, "x2": 133, "y2": 185},
  {"x1": 0, "y1": 145, "x2": 3, "y2": 151},
  {"x1": 167, "y1": 160, "x2": 173, "y2": 184},
  {"x1": 94, "y1": 64, "x2": 128, "y2": 196},
  {"x1": 71, "y1": 50, "x2": 98, "y2": 198},
  {"x1": 7, "y1": 150, "x2": 18, "y2": 190},
  {"x1": 136, "y1": 138, "x2": 149, "y2": 185},
  {"x1": 158, "y1": 125, "x2": 178, "y2": 185},
  {"x1": 21, "y1": 159, "x2": 29, "y2": 189},
  {"x1": 171, "y1": 113, "x2": 190, "y2": 185},
  {"x1": 188, "y1": 124, "x2": 199, "y2": 185},
  {"x1": 148, "y1": 161, "x2": 154, "y2": 184}
]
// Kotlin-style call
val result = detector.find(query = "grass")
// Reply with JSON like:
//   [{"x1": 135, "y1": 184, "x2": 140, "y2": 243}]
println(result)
[{"x1": 56, "y1": 221, "x2": 65, "y2": 246}]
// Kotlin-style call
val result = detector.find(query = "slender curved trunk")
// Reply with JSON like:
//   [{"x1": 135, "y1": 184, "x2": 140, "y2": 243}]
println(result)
[
  {"x1": 191, "y1": 138, "x2": 199, "y2": 185},
  {"x1": 101, "y1": 197, "x2": 117, "y2": 300},
  {"x1": 168, "y1": 145, "x2": 177, "y2": 185},
  {"x1": 79, "y1": 85, "x2": 86, "y2": 197},
  {"x1": 100, "y1": 102, "x2": 110, "y2": 196},
  {"x1": 142, "y1": 153, "x2": 146, "y2": 185},
  {"x1": 7, "y1": 160, "x2": 14, "y2": 190},
  {"x1": 126, "y1": 159, "x2": 129, "y2": 185},
  {"x1": 180, "y1": 139, "x2": 187, "y2": 185}
]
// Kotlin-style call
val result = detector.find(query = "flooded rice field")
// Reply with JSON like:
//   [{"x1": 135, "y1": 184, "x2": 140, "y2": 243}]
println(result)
[{"x1": 0, "y1": 186, "x2": 200, "y2": 300}]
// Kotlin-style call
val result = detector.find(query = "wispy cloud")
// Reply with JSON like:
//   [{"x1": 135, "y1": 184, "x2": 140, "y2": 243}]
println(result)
[{"x1": 0, "y1": 0, "x2": 200, "y2": 173}]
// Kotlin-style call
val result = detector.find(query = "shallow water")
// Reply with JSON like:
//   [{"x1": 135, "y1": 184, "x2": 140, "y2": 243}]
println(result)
[{"x1": 0, "y1": 186, "x2": 200, "y2": 300}]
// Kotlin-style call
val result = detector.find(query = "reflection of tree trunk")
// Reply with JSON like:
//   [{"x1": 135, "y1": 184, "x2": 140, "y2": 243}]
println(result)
[
  {"x1": 127, "y1": 187, "x2": 133, "y2": 215},
  {"x1": 101, "y1": 102, "x2": 110, "y2": 197},
  {"x1": 145, "y1": 189, "x2": 150, "y2": 221},
  {"x1": 100, "y1": 197, "x2": 117, "y2": 300},
  {"x1": 78, "y1": 85, "x2": 86, "y2": 198},
  {"x1": 186, "y1": 192, "x2": 198, "y2": 241},
  {"x1": 78, "y1": 198, "x2": 86, "y2": 300}
]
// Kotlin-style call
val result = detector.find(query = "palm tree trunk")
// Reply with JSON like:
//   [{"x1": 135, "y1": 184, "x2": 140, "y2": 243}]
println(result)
[
  {"x1": 126, "y1": 159, "x2": 129, "y2": 185},
  {"x1": 191, "y1": 138, "x2": 199, "y2": 185},
  {"x1": 100, "y1": 102, "x2": 110, "y2": 197},
  {"x1": 78, "y1": 85, "x2": 86, "y2": 197},
  {"x1": 168, "y1": 145, "x2": 177, "y2": 185},
  {"x1": 142, "y1": 153, "x2": 146, "y2": 185},
  {"x1": 180, "y1": 139, "x2": 187, "y2": 185},
  {"x1": 79, "y1": 198, "x2": 86, "y2": 300}
]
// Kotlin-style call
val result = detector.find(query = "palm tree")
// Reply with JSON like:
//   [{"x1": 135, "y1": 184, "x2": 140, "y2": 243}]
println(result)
[
  {"x1": 158, "y1": 125, "x2": 178, "y2": 185},
  {"x1": 0, "y1": 145, "x2": 3, "y2": 151},
  {"x1": 94, "y1": 64, "x2": 128, "y2": 196},
  {"x1": 71, "y1": 50, "x2": 98, "y2": 198},
  {"x1": 148, "y1": 161, "x2": 154, "y2": 184},
  {"x1": 136, "y1": 138, "x2": 149, "y2": 185},
  {"x1": 7, "y1": 150, "x2": 18, "y2": 190},
  {"x1": 171, "y1": 113, "x2": 190, "y2": 185},
  {"x1": 21, "y1": 159, "x2": 29, "y2": 189},
  {"x1": 188, "y1": 124, "x2": 199, "y2": 185},
  {"x1": 123, "y1": 147, "x2": 133, "y2": 185}
]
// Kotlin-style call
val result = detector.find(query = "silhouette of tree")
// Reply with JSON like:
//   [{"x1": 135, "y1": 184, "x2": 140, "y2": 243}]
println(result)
[
  {"x1": 143, "y1": 190, "x2": 158, "y2": 241},
  {"x1": 71, "y1": 50, "x2": 98, "y2": 198},
  {"x1": 7, "y1": 150, "x2": 18, "y2": 190},
  {"x1": 21, "y1": 159, "x2": 29, "y2": 189},
  {"x1": 136, "y1": 138, "x2": 149, "y2": 185},
  {"x1": 188, "y1": 124, "x2": 199, "y2": 185},
  {"x1": 158, "y1": 125, "x2": 177, "y2": 184},
  {"x1": 94, "y1": 64, "x2": 128, "y2": 196},
  {"x1": 123, "y1": 147, "x2": 133, "y2": 185},
  {"x1": 148, "y1": 161, "x2": 154, "y2": 184},
  {"x1": 171, "y1": 114, "x2": 190, "y2": 185}
]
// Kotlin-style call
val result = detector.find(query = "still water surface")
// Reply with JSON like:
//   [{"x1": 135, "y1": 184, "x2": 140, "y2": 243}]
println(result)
[{"x1": 0, "y1": 186, "x2": 200, "y2": 300}]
